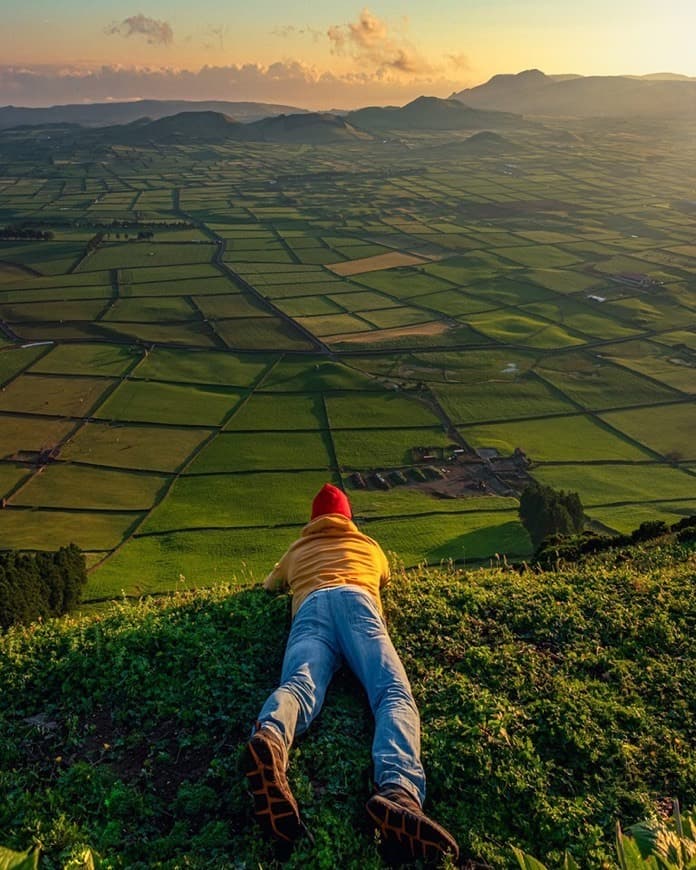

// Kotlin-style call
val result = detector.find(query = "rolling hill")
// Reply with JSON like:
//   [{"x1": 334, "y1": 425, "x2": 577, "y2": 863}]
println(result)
[
  {"x1": 347, "y1": 95, "x2": 525, "y2": 131},
  {"x1": 0, "y1": 531, "x2": 694, "y2": 867},
  {"x1": 245, "y1": 111, "x2": 373, "y2": 143},
  {"x1": 451, "y1": 68, "x2": 696, "y2": 117},
  {"x1": 0, "y1": 99, "x2": 307, "y2": 131}
]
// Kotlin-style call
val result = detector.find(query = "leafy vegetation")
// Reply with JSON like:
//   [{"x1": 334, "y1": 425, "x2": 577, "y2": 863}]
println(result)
[
  {"x1": 0, "y1": 535, "x2": 694, "y2": 867},
  {"x1": 518, "y1": 481, "x2": 584, "y2": 549},
  {"x1": 0, "y1": 544, "x2": 86, "y2": 630}
]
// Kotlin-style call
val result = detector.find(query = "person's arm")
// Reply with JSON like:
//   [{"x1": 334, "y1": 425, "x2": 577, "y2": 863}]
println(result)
[
  {"x1": 263, "y1": 552, "x2": 289, "y2": 593},
  {"x1": 378, "y1": 544, "x2": 390, "y2": 588}
]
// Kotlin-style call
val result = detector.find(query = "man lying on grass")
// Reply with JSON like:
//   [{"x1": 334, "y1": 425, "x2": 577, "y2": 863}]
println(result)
[{"x1": 243, "y1": 482, "x2": 459, "y2": 864}]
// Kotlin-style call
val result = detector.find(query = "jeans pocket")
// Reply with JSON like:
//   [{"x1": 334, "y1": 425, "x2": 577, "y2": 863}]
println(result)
[{"x1": 344, "y1": 591, "x2": 385, "y2": 638}]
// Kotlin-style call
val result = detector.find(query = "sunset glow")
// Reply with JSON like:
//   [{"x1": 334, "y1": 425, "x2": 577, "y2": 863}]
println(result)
[{"x1": 1, "y1": 0, "x2": 694, "y2": 108}]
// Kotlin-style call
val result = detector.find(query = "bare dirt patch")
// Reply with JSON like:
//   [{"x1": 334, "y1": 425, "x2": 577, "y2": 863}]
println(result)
[{"x1": 326, "y1": 251, "x2": 428, "y2": 276}]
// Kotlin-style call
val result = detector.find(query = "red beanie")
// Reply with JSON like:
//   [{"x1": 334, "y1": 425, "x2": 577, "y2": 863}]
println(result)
[{"x1": 311, "y1": 483, "x2": 352, "y2": 520}]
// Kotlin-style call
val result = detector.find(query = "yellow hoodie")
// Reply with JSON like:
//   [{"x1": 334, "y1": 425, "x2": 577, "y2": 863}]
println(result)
[{"x1": 263, "y1": 514, "x2": 390, "y2": 618}]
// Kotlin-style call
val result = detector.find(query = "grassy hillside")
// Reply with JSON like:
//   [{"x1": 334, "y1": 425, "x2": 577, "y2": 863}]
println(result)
[{"x1": 1, "y1": 536, "x2": 695, "y2": 869}]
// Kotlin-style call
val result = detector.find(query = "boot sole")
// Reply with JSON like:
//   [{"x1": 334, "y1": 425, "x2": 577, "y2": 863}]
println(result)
[
  {"x1": 366, "y1": 794, "x2": 459, "y2": 863},
  {"x1": 243, "y1": 734, "x2": 302, "y2": 844}
]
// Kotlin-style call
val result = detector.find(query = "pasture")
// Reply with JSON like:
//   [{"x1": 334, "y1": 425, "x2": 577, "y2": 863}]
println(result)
[{"x1": 0, "y1": 115, "x2": 692, "y2": 598}]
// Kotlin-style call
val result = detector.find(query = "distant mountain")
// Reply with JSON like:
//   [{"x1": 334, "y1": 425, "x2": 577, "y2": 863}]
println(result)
[
  {"x1": 0, "y1": 99, "x2": 307, "y2": 131},
  {"x1": 107, "y1": 111, "x2": 246, "y2": 144},
  {"x1": 68, "y1": 110, "x2": 373, "y2": 147},
  {"x1": 451, "y1": 69, "x2": 696, "y2": 117},
  {"x1": 347, "y1": 95, "x2": 524, "y2": 131},
  {"x1": 245, "y1": 112, "x2": 373, "y2": 143}
]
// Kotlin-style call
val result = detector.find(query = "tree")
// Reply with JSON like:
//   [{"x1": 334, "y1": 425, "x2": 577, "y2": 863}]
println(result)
[
  {"x1": 519, "y1": 481, "x2": 584, "y2": 549},
  {"x1": 0, "y1": 544, "x2": 87, "y2": 632}
]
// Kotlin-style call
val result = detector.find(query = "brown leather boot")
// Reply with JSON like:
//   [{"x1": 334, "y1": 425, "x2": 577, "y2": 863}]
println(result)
[
  {"x1": 366, "y1": 784, "x2": 459, "y2": 864},
  {"x1": 242, "y1": 725, "x2": 302, "y2": 844}
]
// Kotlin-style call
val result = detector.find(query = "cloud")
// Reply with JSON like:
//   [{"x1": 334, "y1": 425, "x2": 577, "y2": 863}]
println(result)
[
  {"x1": 447, "y1": 53, "x2": 471, "y2": 71},
  {"x1": 272, "y1": 24, "x2": 323, "y2": 42},
  {"x1": 105, "y1": 14, "x2": 174, "y2": 46},
  {"x1": 0, "y1": 62, "x2": 471, "y2": 110},
  {"x1": 327, "y1": 8, "x2": 433, "y2": 76}
]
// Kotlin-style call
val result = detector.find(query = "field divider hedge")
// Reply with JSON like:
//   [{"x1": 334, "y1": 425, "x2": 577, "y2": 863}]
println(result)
[
  {"x1": 88, "y1": 355, "x2": 283, "y2": 572},
  {"x1": 211, "y1": 234, "x2": 331, "y2": 355}
]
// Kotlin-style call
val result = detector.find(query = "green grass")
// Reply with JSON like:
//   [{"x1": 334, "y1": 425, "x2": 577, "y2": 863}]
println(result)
[
  {"x1": 259, "y1": 359, "x2": 382, "y2": 393},
  {"x1": 600, "y1": 341, "x2": 696, "y2": 394},
  {"x1": 0, "y1": 345, "x2": 48, "y2": 385},
  {"x1": 275, "y1": 296, "x2": 344, "y2": 317},
  {"x1": 433, "y1": 376, "x2": 576, "y2": 423},
  {"x1": 466, "y1": 311, "x2": 586, "y2": 349},
  {"x1": 61, "y1": 422, "x2": 211, "y2": 472},
  {"x1": 350, "y1": 488, "x2": 518, "y2": 519},
  {"x1": 12, "y1": 464, "x2": 170, "y2": 511},
  {"x1": 141, "y1": 470, "x2": 336, "y2": 532},
  {"x1": 460, "y1": 415, "x2": 654, "y2": 462},
  {"x1": 350, "y1": 269, "x2": 455, "y2": 299},
  {"x1": 0, "y1": 240, "x2": 85, "y2": 274},
  {"x1": 6, "y1": 539, "x2": 694, "y2": 867},
  {"x1": 0, "y1": 415, "x2": 75, "y2": 460},
  {"x1": 359, "y1": 307, "x2": 434, "y2": 330},
  {"x1": 0, "y1": 374, "x2": 115, "y2": 417},
  {"x1": 103, "y1": 297, "x2": 199, "y2": 322},
  {"x1": 95, "y1": 381, "x2": 243, "y2": 427},
  {"x1": 79, "y1": 243, "x2": 215, "y2": 272},
  {"x1": 134, "y1": 348, "x2": 272, "y2": 387},
  {"x1": 533, "y1": 462, "x2": 696, "y2": 507},
  {"x1": 494, "y1": 245, "x2": 583, "y2": 269},
  {"x1": 119, "y1": 277, "x2": 234, "y2": 297},
  {"x1": 85, "y1": 526, "x2": 302, "y2": 598},
  {"x1": 30, "y1": 344, "x2": 140, "y2": 377},
  {"x1": 525, "y1": 268, "x2": 604, "y2": 294},
  {"x1": 186, "y1": 431, "x2": 333, "y2": 473},
  {"x1": 364, "y1": 512, "x2": 530, "y2": 565},
  {"x1": 521, "y1": 298, "x2": 639, "y2": 341},
  {"x1": 297, "y1": 312, "x2": 374, "y2": 337},
  {"x1": 0, "y1": 461, "x2": 31, "y2": 498},
  {"x1": 121, "y1": 264, "x2": 220, "y2": 283},
  {"x1": 600, "y1": 403, "x2": 696, "y2": 460},
  {"x1": 326, "y1": 392, "x2": 441, "y2": 428},
  {"x1": 333, "y1": 427, "x2": 453, "y2": 468},
  {"x1": 214, "y1": 317, "x2": 315, "y2": 351},
  {"x1": 536, "y1": 354, "x2": 681, "y2": 410},
  {"x1": 97, "y1": 320, "x2": 219, "y2": 347},
  {"x1": 0, "y1": 299, "x2": 107, "y2": 322},
  {"x1": 193, "y1": 294, "x2": 273, "y2": 319},
  {"x1": 0, "y1": 508, "x2": 137, "y2": 550},
  {"x1": 225, "y1": 394, "x2": 325, "y2": 430},
  {"x1": 588, "y1": 501, "x2": 696, "y2": 533},
  {"x1": 409, "y1": 288, "x2": 495, "y2": 316}
]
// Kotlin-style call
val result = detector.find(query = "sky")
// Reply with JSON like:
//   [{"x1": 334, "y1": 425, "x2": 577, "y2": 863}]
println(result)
[{"x1": 1, "y1": 0, "x2": 694, "y2": 108}]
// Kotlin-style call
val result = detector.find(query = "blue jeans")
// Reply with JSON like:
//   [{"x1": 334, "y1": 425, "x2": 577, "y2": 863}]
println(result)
[{"x1": 256, "y1": 585, "x2": 426, "y2": 805}]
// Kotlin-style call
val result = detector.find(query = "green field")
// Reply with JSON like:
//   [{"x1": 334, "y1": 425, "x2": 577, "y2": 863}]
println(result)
[
  {"x1": 30, "y1": 343, "x2": 140, "y2": 377},
  {"x1": 142, "y1": 470, "x2": 336, "y2": 533},
  {"x1": 95, "y1": 381, "x2": 243, "y2": 426},
  {"x1": 12, "y1": 464, "x2": 170, "y2": 510},
  {"x1": 460, "y1": 415, "x2": 655, "y2": 462},
  {"x1": 0, "y1": 114, "x2": 693, "y2": 588},
  {"x1": 600, "y1": 402, "x2": 696, "y2": 460},
  {"x1": 61, "y1": 422, "x2": 211, "y2": 472},
  {"x1": 0, "y1": 374, "x2": 115, "y2": 416},
  {"x1": 187, "y1": 430, "x2": 333, "y2": 472}
]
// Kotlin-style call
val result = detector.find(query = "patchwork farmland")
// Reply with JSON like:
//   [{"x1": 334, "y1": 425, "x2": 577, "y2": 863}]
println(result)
[{"x1": 0, "y1": 117, "x2": 694, "y2": 602}]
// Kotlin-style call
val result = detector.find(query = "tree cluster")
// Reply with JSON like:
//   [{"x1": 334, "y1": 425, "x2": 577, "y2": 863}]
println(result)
[
  {"x1": 0, "y1": 544, "x2": 87, "y2": 631},
  {"x1": 0, "y1": 225, "x2": 54, "y2": 240},
  {"x1": 84, "y1": 231, "x2": 105, "y2": 255},
  {"x1": 519, "y1": 481, "x2": 584, "y2": 549}
]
